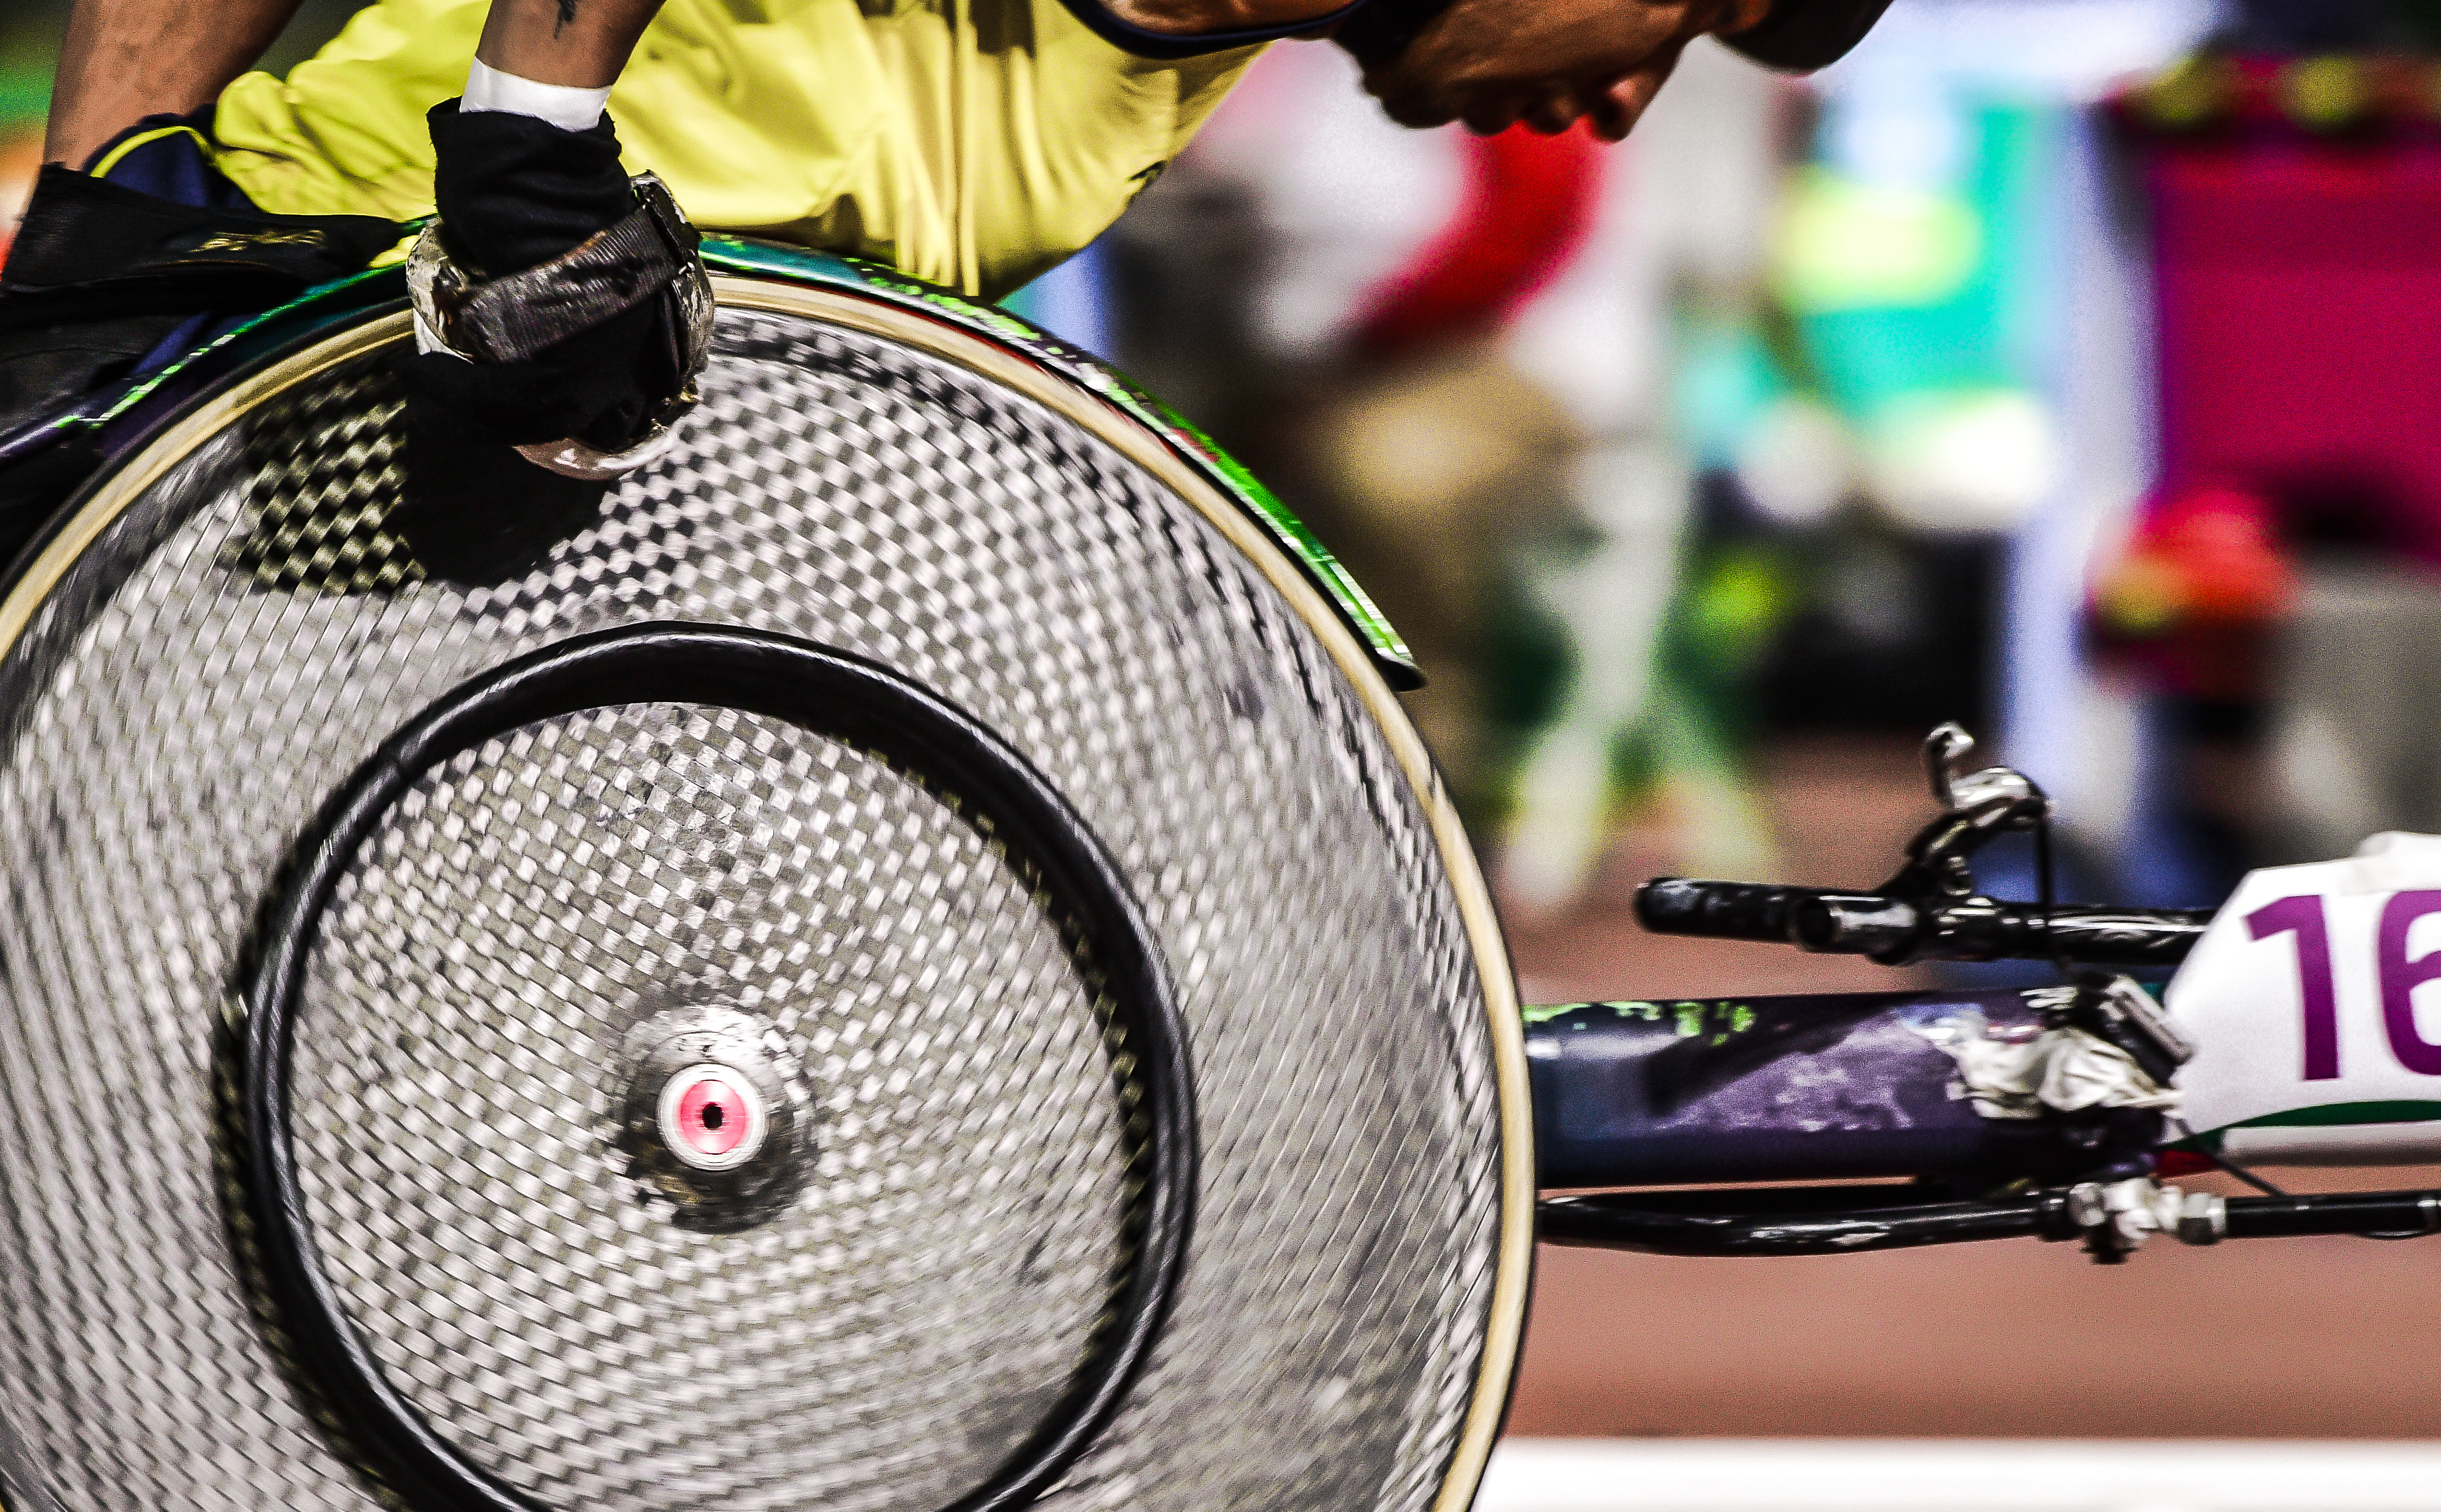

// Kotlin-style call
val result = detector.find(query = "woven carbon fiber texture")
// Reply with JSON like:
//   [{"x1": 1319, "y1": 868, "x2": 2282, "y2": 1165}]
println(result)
[{"x1": 0, "y1": 302, "x2": 1504, "y2": 1512}]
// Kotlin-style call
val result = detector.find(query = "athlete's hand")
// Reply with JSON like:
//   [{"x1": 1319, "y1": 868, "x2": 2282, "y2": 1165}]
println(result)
[
  {"x1": 404, "y1": 102, "x2": 708, "y2": 465},
  {"x1": 1355, "y1": 0, "x2": 1770, "y2": 140}
]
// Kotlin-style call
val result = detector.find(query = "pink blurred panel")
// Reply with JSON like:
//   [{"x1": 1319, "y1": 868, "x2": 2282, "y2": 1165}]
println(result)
[{"x1": 2152, "y1": 145, "x2": 2441, "y2": 562}]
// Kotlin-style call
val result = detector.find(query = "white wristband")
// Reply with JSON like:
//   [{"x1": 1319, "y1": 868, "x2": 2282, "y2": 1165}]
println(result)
[{"x1": 462, "y1": 56, "x2": 611, "y2": 132}]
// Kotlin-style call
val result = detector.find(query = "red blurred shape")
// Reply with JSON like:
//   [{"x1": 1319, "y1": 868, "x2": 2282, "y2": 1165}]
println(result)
[
  {"x1": 2089, "y1": 484, "x2": 2296, "y2": 700},
  {"x1": 2144, "y1": 128, "x2": 2441, "y2": 568},
  {"x1": 1349, "y1": 122, "x2": 1604, "y2": 358},
  {"x1": 2154, "y1": 1148, "x2": 2214, "y2": 1178}
]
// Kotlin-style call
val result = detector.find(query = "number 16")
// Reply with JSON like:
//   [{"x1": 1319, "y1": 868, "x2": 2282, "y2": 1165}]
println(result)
[{"x1": 2249, "y1": 891, "x2": 2441, "y2": 1080}]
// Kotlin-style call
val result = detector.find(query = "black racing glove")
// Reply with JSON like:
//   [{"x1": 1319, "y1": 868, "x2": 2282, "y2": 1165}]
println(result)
[
  {"x1": 403, "y1": 101, "x2": 710, "y2": 470},
  {"x1": 0, "y1": 121, "x2": 396, "y2": 440}
]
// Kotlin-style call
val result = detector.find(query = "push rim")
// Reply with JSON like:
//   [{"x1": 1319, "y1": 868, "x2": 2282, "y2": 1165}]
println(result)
[{"x1": 238, "y1": 622, "x2": 1194, "y2": 1512}]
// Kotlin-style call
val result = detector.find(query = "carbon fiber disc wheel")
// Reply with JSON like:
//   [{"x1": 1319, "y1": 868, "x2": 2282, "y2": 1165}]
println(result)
[{"x1": 0, "y1": 272, "x2": 1530, "y2": 1512}]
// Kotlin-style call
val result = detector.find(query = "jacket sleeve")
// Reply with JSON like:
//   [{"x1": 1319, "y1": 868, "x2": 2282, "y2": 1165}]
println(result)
[{"x1": 1718, "y1": 0, "x2": 1894, "y2": 70}]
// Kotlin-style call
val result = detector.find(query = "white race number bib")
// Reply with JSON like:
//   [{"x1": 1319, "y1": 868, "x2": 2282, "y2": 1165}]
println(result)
[{"x1": 2169, "y1": 832, "x2": 2441, "y2": 1163}]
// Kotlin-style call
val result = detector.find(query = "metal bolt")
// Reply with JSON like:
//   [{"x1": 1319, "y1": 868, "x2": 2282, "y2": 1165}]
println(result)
[
  {"x1": 2175, "y1": 1191, "x2": 2226, "y2": 1246},
  {"x1": 2101, "y1": 1177, "x2": 2159, "y2": 1252},
  {"x1": 2066, "y1": 1182, "x2": 2107, "y2": 1229}
]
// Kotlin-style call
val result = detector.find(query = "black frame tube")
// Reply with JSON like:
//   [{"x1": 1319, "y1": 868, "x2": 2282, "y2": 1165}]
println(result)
[
  {"x1": 1538, "y1": 1189, "x2": 2078, "y2": 1257},
  {"x1": 2224, "y1": 1190, "x2": 2441, "y2": 1239},
  {"x1": 1636, "y1": 877, "x2": 2212, "y2": 968},
  {"x1": 1539, "y1": 1185, "x2": 2441, "y2": 1256}
]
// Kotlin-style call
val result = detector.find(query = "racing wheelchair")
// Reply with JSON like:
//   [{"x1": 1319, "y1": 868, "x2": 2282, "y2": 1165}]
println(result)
[{"x1": 0, "y1": 244, "x2": 2431, "y2": 1512}]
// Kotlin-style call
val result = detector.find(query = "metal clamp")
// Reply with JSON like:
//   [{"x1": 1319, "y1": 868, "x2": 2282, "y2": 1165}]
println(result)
[
  {"x1": 2064, "y1": 1177, "x2": 2185, "y2": 1262},
  {"x1": 2176, "y1": 1190, "x2": 2226, "y2": 1246}
]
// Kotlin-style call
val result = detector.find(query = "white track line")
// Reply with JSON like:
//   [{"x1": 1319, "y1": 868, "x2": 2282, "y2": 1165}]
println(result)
[{"x1": 1477, "y1": 1439, "x2": 2441, "y2": 1512}]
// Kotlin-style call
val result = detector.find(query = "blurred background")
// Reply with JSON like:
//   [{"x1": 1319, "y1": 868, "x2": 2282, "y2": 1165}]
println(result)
[{"x1": 12, "y1": 0, "x2": 2441, "y2": 1505}]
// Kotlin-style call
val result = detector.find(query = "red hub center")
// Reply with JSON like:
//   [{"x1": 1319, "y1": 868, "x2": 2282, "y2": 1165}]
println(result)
[
  {"x1": 674, "y1": 1075, "x2": 749, "y2": 1158},
  {"x1": 655, "y1": 1063, "x2": 766, "y2": 1171}
]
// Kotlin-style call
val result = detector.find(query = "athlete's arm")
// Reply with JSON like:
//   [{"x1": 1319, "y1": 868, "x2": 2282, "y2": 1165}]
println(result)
[
  {"x1": 473, "y1": 0, "x2": 669, "y2": 90},
  {"x1": 1106, "y1": 0, "x2": 1347, "y2": 39},
  {"x1": 42, "y1": 0, "x2": 666, "y2": 170},
  {"x1": 42, "y1": 0, "x2": 306, "y2": 167},
  {"x1": 1353, "y1": 0, "x2": 1769, "y2": 139},
  {"x1": 1717, "y1": 0, "x2": 1895, "y2": 70},
  {"x1": 1346, "y1": 0, "x2": 1889, "y2": 140}
]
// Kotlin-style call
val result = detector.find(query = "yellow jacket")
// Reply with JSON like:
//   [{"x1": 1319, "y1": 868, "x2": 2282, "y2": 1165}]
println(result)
[{"x1": 213, "y1": 0, "x2": 1264, "y2": 298}]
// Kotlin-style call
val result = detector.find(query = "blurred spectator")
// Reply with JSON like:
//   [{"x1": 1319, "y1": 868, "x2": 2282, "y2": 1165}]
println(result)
[
  {"x1": 2092, "y1": 17, "x2": 2441, "y2": 893},
  {"x1": 1116, "y1": 38, "x2": 1793, "y2": 914}
]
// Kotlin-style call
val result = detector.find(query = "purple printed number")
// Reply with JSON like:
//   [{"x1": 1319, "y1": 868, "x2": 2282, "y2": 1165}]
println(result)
[
  {"x1": 2248, "y1": 894, "x2": 2338, "y2": 1080},
  {"x1": 2248, "y1": 891, "x2": 2441, "y2": 1080},
  {"x1": 2379, "y1": 890, "x2": 2441, "y2": 1076}
]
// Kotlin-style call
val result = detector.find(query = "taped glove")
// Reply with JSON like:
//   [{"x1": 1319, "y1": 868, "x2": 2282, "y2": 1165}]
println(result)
[{"x1": 404, "y1": 101, "x2": 712, "y2": 478}]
